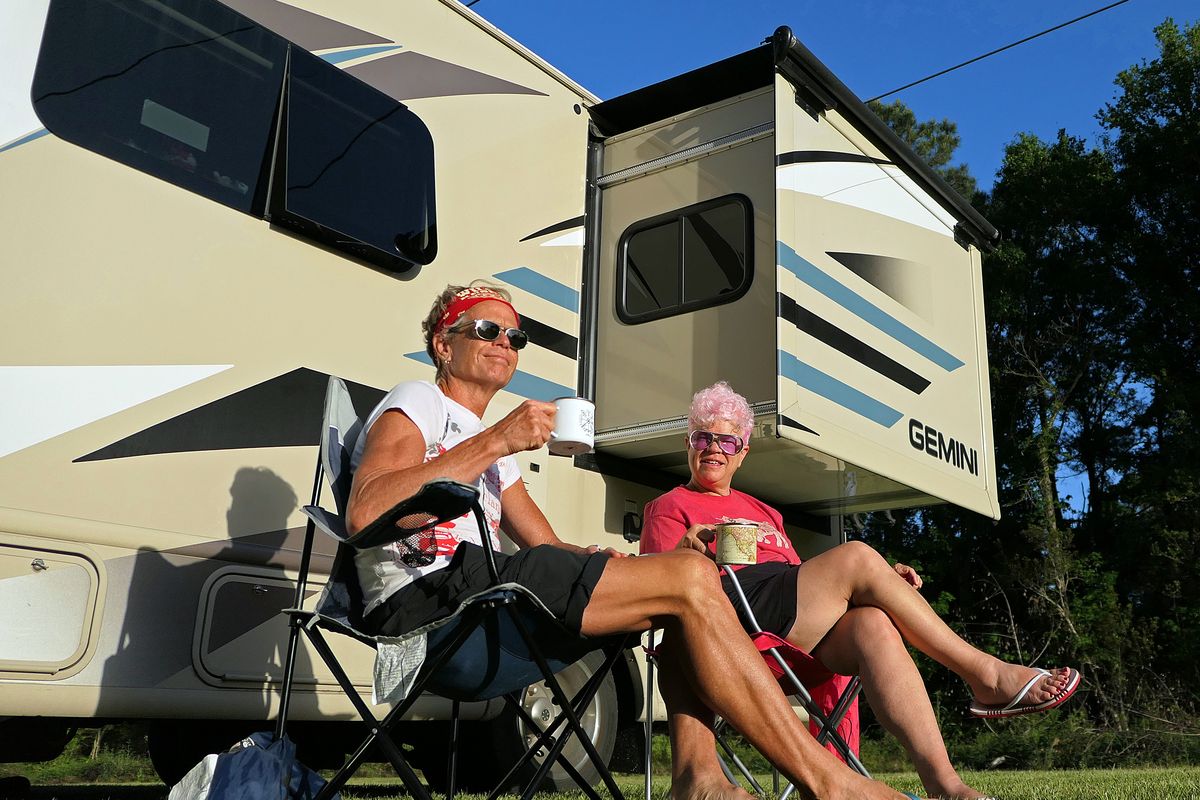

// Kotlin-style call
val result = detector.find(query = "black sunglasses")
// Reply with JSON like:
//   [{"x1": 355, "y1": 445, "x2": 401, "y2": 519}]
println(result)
[
  {"x1": 453, "y1": 318, "x2": 528, "y2": 350},
  {"x1": 688, "y1": 429, "x2": 745, "y2": 456}
]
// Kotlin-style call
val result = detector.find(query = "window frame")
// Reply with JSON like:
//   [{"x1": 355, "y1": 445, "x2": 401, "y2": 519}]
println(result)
[{"x1": 615, "y1": 193, "x2": 754, "y2": 325}]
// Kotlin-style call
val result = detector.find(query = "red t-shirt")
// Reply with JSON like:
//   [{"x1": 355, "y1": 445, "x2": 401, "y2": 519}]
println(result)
[{"x1": 640, "y1": 485, "x2": 800, "y2": 566}]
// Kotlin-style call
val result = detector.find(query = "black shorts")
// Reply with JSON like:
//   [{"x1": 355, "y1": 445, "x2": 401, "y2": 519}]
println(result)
[
  {"x1": 362, "y1": 542, "x2": 610, "y2": 638},
  {"x1": 720, "y1": 562, "x2": 800, "y2": 638}
]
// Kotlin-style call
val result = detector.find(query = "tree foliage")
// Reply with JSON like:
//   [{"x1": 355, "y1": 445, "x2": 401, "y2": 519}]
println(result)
[
  {"x1": 853, "y1": 19, "x2": 1200, "y2": 760},
  {"x1": 868, "y1": 98, "x2": 979, "y2": 200}
]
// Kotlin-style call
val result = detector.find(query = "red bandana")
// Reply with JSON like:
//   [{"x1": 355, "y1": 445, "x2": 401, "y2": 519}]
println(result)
[{"x1": 435, "y1": 287, "x2": 519, "y2": 334}]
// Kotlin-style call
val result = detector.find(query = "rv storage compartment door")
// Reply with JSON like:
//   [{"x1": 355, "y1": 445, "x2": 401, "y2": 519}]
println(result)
[{"x1": 0, "y1": 541, "x2": 100, "y2": 678}]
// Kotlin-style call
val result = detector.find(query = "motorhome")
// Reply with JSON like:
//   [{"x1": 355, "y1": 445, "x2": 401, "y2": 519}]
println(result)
[{"x1": 0, "y1": 0, "x2": 999, "y2": 787}]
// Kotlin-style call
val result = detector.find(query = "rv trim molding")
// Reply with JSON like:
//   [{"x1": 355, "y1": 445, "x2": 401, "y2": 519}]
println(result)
[
  {"x1": 769, "y1": 26, "x2": 1000, "y2": 252},
  {"x1": 589, "y1": 27, "x2": 999, "y2": 253},
  {"x1": 596, "y1": 121, "x2": 774, "y2": 188},
  {"x1": 594, "y1": 401, "x2": 778, "y2": 444}
]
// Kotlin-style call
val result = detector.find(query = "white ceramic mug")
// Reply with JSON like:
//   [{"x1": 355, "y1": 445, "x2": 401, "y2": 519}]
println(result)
[{"x1": 549, "y1": 396, "x2": 595, "y2": 456}]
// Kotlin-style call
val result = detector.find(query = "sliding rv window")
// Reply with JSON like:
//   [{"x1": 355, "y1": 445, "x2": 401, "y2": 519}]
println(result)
[
  {"x1": 32, "y1": 0, "x2": 287, "y2": 215},
  {"x1": 31, "y1": 0, "x2": 437, "y2": 270},
  {"x1": 617, "y1": 195, "x2": 753, "y2": 324},
  {"x1": 275, "y1": 48, "x2": 437, "y2": 268}
]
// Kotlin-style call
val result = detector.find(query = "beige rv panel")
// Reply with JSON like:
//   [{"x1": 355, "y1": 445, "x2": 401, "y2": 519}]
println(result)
[{"x1": 773, "y1": 77, "x2": 999, "y2": 518}]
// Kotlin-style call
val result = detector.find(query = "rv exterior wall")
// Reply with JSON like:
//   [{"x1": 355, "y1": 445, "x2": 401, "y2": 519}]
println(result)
[{"x1": 595, "y1": 89, "x2": 777, "y2": 433}]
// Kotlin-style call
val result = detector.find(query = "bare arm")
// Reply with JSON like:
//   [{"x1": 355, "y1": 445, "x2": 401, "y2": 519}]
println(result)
[
  {"x1": 346, "y1": 410, "x2": 499, "y2": 534},
  {"x1": 347, "y1": 398, "x2": 557, "y2": 535}
]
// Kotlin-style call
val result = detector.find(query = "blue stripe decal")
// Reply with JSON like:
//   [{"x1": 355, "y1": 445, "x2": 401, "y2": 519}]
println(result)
[
  {"x1": 0, "y1": 128, "x2": 49, "y2": 154},
  {"x1": 779, "y1": 351, "x2": 903, "y2": 428},
  {"x1": 320, "y1": 45, "x2": 402, "y2": 65},
  {"x1": 494, "y1": 267, "x2": 579, "y2": 312},
  {"x1": 404, "y1": 352, "x2": 571, "y2": 402},
  {"x1": 777, "y1": 242, "x2": 964, "y2": 371}
]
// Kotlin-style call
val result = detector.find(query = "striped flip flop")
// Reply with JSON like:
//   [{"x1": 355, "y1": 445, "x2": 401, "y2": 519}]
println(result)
[{"x1": 969, "y1": 667, "x2": 1081, "y2": 718}]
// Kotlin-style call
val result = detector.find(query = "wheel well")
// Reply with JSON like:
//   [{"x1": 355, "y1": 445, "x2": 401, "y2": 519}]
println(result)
[{"x1": 611, "y1": 646, "x2": 645, "y2": 729}]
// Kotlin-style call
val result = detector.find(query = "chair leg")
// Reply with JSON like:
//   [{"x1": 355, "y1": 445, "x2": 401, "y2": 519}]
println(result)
[
  {"x1": 643, "y1": 640, "x2": 656, "y2": 800},
  {"x1": 713, "y1": 719, "x2": 766, "y2": 796},
  {"x1": 303, "y1": 610, "x2": 492, "y2": 800},
  {"x1": 448, "y1": 699, "x2": 461, "y2": 800},
  {"x1": 500, "y1": 609, "x2": 628, "y2": 800},
  {"x1": 762, "y1": 646, "x2": 871, "y2": 777},
  {"x1": 486, "y1": 651, "x2": 618, "y2": 800}
]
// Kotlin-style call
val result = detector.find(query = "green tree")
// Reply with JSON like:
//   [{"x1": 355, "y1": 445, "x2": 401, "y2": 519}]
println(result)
[
  {"x1": 1098, "y1": 18, "x2": 1200, "y2": 684},
  {"x1": 868, "y1": 98, "x2": 978, "y2": 200}
]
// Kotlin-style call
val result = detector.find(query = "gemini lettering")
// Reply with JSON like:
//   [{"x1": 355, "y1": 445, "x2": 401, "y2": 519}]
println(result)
[{"x1": 908, "y1": 418, "x2": 978, "y2": 476}]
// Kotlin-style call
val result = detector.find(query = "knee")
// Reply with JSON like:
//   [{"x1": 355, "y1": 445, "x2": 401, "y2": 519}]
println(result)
[
  {"x1": 672, "y1": 550, "x2": 724, "y2": 610},
  {"x1": 837, "y1": 540, "x2": 889, "y2": 573},
  {"x1": 844, "y1": 606, "x2": 902, "y2": 649}
]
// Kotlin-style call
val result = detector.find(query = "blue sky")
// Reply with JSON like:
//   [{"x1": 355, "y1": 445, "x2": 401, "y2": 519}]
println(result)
[{"x1": 472, "y1": 0, "x2": 1197, "y2": 191}]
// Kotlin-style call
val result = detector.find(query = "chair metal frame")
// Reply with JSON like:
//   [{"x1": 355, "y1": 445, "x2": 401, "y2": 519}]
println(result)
[
  {"x1": 273, "y1": 377, "x2": 629, "y2": 800},
  {"x1": 641, "y1": 563, "x2": 868, "y2": 800}
]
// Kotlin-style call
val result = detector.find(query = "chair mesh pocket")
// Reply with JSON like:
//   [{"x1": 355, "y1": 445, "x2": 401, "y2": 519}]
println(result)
[{"x1": 393, "y1": 512, "x2": 439, "y2": 567}]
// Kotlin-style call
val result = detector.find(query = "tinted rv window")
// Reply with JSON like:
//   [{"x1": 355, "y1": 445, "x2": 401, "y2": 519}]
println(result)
[
  {"x1": 277, "y1": 49, "x2": 437, "y2": 267},
  {"x1": 618, "y1": 195, "x2": 752, "y2": 323},
  {"x1": 31, "y1": 0, "x2": 437, "y2": 270},
  {"x1": 32, "y1": 0, "x2": 287, "y2": 215}
]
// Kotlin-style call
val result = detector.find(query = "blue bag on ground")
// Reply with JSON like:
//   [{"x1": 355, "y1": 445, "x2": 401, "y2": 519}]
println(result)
[{"x1": 168, "y1": 731, "x2": 339, "y2": 800}]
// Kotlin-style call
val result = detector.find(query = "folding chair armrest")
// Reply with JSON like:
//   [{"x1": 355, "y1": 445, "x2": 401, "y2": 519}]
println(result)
[
  {"x1": 302, "y1": 504, "x2": 350, "y2": 542},
  {"x1": 343, "y1": 479, "x2": 482, "y2": 550}
]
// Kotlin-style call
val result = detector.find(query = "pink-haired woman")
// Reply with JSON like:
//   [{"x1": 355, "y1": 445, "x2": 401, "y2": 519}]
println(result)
[{"x1": 641, "y1": 381, "x2": 1081, "y2": 800}]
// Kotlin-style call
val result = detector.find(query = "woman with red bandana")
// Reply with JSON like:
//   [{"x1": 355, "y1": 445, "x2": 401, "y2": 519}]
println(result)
[
  {"x1": 347, "y1": 281, "x2": 926, "y2": 800},
  {"x1": 641, "y1": 381, "x2": 1081, "y2": 800}
]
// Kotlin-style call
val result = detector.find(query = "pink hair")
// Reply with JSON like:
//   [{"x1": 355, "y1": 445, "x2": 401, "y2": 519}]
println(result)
[{"x1": 688, "y1": 381, "x2": 754, "y2": 440}]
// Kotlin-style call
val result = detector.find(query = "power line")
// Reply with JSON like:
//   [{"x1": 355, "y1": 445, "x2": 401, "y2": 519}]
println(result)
[{"x1": 867, "y1": 0, "x2": 1134, "y2": 102}]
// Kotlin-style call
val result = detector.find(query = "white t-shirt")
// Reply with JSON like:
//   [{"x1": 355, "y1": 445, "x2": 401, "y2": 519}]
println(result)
[{"x1": 351, "y1": 380, "x2": 520, "y2": 615}]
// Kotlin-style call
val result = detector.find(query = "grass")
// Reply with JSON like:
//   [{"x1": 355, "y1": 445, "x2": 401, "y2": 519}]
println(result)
[
  {"x1": 303, "y1": 768, "x2": 1200, "y2": 799},
  {"x1": 6, "y1": 767, "x2": 1199, "y2": 799},
  {"x1": 4, "y1": 728, "x2": 1197, "y2": 799}
]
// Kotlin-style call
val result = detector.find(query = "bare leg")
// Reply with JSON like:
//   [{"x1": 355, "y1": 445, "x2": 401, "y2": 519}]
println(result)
[
  {"x1": 813, "y1": 607, "x2": 984, "y2": 800},
  {"x1": 655, "y1": 644, "x2": 753, "y2": 800},
  {"x1": 579, "y1": 550, "x2": 915, "y2": 800},
  {"x1": 786, "y1": 541, "x2": 1073, "y2": 707}
]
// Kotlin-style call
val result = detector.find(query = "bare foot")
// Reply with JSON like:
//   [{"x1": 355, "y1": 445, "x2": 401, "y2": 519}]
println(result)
[
  {"x1": 671, "y1": 774, "x2": 755, "y2": 800},
  {"x1": 926, "y1": 777, "x2": 992, "y2": 799},
  {"x1": 970, "y1": 661, "x2": 1073, "y2": 708},
  {"x1": 807, "y1": 769, "x2": 921, "y2": 800}
]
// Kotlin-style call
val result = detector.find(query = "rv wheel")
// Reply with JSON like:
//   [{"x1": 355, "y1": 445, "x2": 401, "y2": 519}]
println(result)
[
  {"x1": 415, "y1": 652, "x2": 618, "y2": 793},
  {"x1": 492, "y1": 650, "x2": 619, "y2": 791}
]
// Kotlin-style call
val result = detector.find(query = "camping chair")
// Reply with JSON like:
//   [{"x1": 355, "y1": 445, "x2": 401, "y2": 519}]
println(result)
[
  {"x1": 720, "y1": 564, "x2": 867, "y2": 796},
  {"x1": 274, "y1": 376, "x2": 630, "y2": 800},
  {"x1": 641, "y1": 565, "x2": 866, "y2": 800}
]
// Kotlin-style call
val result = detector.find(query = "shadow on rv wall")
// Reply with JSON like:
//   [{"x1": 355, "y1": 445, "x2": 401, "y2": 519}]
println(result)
[
  {"x1": 227, "y1": 467, "x2": 298, "y2": 539},
  {"x1": 94, "y1": 465, "x2": 334, "y2": 780}
]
